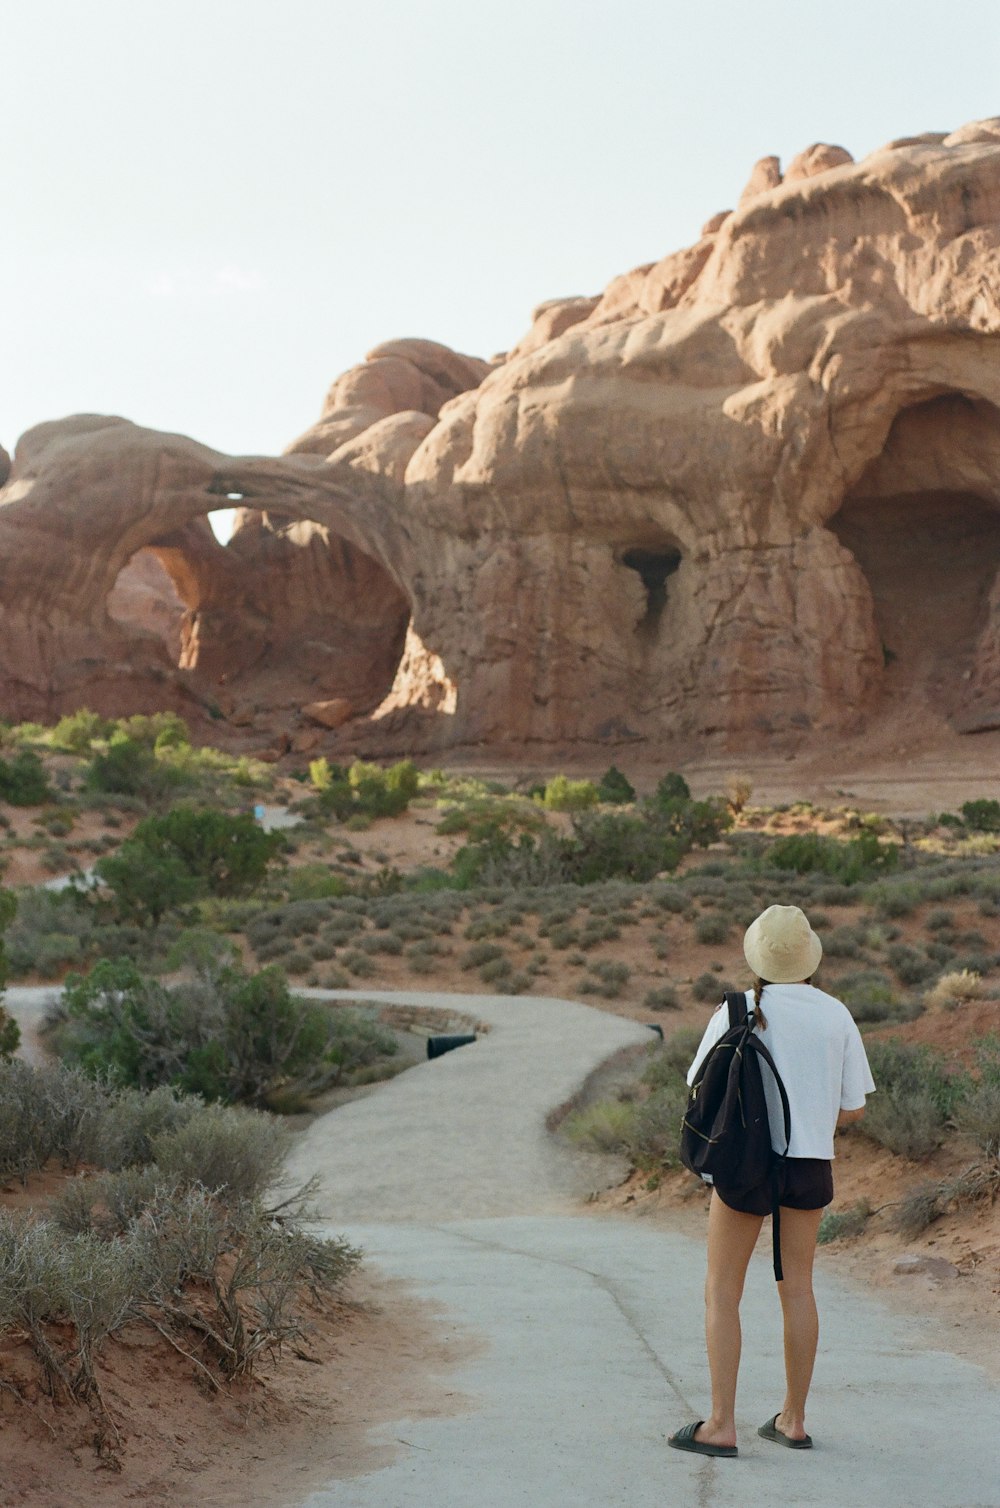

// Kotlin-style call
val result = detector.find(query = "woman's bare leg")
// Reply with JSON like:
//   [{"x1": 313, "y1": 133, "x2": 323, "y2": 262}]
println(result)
[
  {"x1": 693, "y1": 1191, "x2": 764, "y2": 1448},
  {"x1": 774, "y1": 1205, "x2": 824, "y2": 1440}
]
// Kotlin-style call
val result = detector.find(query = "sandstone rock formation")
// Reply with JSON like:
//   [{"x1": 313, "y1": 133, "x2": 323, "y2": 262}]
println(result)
[{"x1": 3, "y1": 119, "x2": 1000, "y2": 755}]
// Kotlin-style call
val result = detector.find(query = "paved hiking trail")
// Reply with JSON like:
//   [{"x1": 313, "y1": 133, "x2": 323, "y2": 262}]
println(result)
[
  {"x1": 288, "y1": 990, "x2": 1000, "y2": 1508},
  {"x1": 10, "y1": 984, "x2": 999, "y2": 1506}
]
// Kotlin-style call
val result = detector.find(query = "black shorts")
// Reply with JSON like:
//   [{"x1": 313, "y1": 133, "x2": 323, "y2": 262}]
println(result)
[{"x1": 716, "y1": 1158, "x2": 834, "y2": 1217}]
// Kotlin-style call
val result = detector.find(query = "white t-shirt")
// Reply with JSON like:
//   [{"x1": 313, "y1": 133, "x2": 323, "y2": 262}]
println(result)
[{"x1": 686, "y1": 983, "x2": 876, "y2": 1160}]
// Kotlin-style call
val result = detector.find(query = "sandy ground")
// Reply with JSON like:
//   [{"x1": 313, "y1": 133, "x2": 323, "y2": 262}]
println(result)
[
  {"x1": 2, "y1": 749, "x2": 1000, "y2": 1503},
  {"x1": 0, "y1": 1262, "x2": 480, "y2": 1508}
]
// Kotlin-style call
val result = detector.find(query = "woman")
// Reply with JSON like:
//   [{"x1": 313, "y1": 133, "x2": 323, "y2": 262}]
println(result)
[{"x1": 668, "y1": 904, "x2": 875, "y2": 1458}]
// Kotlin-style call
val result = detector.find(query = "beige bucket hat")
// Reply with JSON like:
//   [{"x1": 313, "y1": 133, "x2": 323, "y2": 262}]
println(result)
[{"x1": 743, "y1": 904, "x2": 822, "y2": 983}]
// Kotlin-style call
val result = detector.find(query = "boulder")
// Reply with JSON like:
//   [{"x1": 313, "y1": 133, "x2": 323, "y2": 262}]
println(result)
[{"x1": 302, "y1": 698, "x2": 354, "y2": 729}]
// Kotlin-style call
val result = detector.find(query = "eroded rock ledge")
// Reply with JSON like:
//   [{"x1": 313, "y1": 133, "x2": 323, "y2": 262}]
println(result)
[{"x1": 4, "y1": 123, "x2": 1000, "y2": 757}]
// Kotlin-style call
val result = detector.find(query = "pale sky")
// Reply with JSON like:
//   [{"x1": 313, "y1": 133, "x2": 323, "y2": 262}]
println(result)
[{"x1": 5, "y1": 0, "x2": 1000, "y2": 465}]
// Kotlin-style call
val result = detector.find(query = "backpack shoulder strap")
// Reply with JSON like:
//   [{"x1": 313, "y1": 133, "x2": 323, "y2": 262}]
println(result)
[
  {"x1": 723, "y1": 990, "x2": 749, "y2": 1030},
  {"x1": 747, "y1": 1033, "x2": 792, "y2": 1157}
]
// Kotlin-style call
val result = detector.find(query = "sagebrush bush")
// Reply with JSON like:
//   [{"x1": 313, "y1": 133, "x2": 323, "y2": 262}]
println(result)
[
  {"x1": 694, "y1": 913, "x2": 730, "y2": 945},
  {"x1": 644, "y1": 1027, "x2": 703, "y2": 1084},
  {"x1": 462, "y1": 942, "x2": 505, "y2": 970},
  {"x1": 644, "y1": 986, "x2": 679, "y2": 1011},
  {"x1": 862, "y1": 1039, "x2": 968, "y2": 1159},
  {"x1": 579, "y1": 960, "x2": 630, "y2": 999},
  {"x1": 817, "y1": 1201, "x2": 872, "y2": 1244},
  {"x1": 692, "y1": 972, "x2": 723, "y2": 1003},
  {"x1": 152, "y1": 1103, "x2": 288, "y2": 1199},
  {"x1": 885, "y1": 942, "x2": 937, "y2": 986},
  {"x1": 890, "y1": 1181, "x2": 951, "y2": 1237}
]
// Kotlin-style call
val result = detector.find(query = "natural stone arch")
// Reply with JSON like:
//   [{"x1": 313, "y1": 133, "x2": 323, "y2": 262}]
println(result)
[{"x1": 0, "y1": 416, "x2": 430, "y2": 734}]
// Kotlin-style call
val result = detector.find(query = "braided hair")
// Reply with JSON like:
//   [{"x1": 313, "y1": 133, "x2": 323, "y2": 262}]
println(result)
[
  {"x1": 752, "y1": 977, "x2": 770, "y2": 1031},
  {"x1": 752, "y1": 974, "x2": 814, "y2": 1031}
]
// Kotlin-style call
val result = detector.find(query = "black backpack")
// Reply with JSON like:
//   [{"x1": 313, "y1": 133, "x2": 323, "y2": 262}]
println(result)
[{"x1": 680, "y1": 991, "x2": 792, "y2": 1279}]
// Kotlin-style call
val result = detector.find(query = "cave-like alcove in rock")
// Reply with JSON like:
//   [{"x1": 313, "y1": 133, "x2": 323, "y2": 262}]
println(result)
[
  {"x1": 620, "y1": 545, "x2": 682, "y2": 646},
  {"x1": 829, "y1": 491, "x2": 1000, "y2": 720}
]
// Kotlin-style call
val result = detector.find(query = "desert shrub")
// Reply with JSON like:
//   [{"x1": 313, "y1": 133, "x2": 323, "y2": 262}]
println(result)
[
  {"x1": 52, "y1": 959, "x2": 395, "y2": 1106},
  {"x1": 579, "y1": 960, "x2": 630, "y2": 999},
  {"x1": 925, "y1": 908, "x2": 956, "y2": 932},
  {"x1": 644, "y1": 789, "x2": 732, "y2": 848},
  {"x1": 890, "y1": 1181, "x2": 952, "y2": 1237},
  {"x1": 0, "y1": 1059, "x2": 114, "y2": 1182},
  {"x1": 961, "y1": 798, "x2": 1000, "y2": 832},
  {"x1": 452, "y1": 792, "x2": 734, "y2": 890},
  {"x1": 597, "y1": 766, "x2": 636, "y2": 805},
  {"x1": 832, "y1": 968, "x2": 895, "y2": 1017},
  {"x1": 49, "y1": 708, "x2": 115, "y2": 753},
  {"x1": 866, "y1": 879, "x2": 923, "y2": 918},
  {"x1": 128, "y1": 807, "x2": 282, "y2": 898},
  {"x1": 862, "y1": 1039, "x2": 968, "y2": 1159},
  {"x1": 0, "y1": 749, "x2": 52, "y2": 806},
  {"x1": 95, "y1": 843, "x2": 200, "y2": 925},
  {"x1": 85, "y1": 735, "x2": 182, "y2": 802},
  {"x1": 245, "y1": 900, "x2": 337, "y2": 953},
  {"x1": 479, "y1": 955, "x2": 514, "y2": 985},
  {"x1": 564, "y1": 810, "x2": 685, "y2": 884},
  {"x1": 644, "y1": 1028, "x2": 702, "y2": 1084},
  {"x1": 462, "y1": 942, "x2": 505, "y2": 970},
  {"x1": 0, "y1": 1005, "x2": 19, "y2": 1060},
  {"x1": 358, "y1": 930, "x2": 403, "y2": 956},
  {"x1": 542, "y1": 775, "x2": 600, "y2": 812},
  {"x1": 151, "y1": 1103, "x2": 288, "y2": 1199},
  {"x1": 822, "y1": 924, "x2": 866, "y2": 958},
  {"x1": 88, "y1": 1083, "x2": 198, "y2": 1171},
  {"x1": 925, "y1": 969, "x2": 985, "y2": 1011},
  {"x1": 627, "y1": 1082, "x2": 687, "y2": 1169},
  {"x1": 694, "y1": 913, "x2": 730, "y2": 946},
  {"x1": 725, "y1": 773, "x2": 753, "y2": 814},
  {"x1": 817, "y1": 1201, "x2": 872, "y2": 1244},
  {"x1": 562, "y1": 1099, "x2": 637, "y2": 1154},
  {"x1": 465, "y1": 912, "x2": 514, "y2": 940},
  {"x1": 577, "y1": 918, "x2": 621, "y2": 950},
  {"x1": 651, "y1": 772, "x2": 691, "y2": 805},
  {"x1": 692, "y1": 972, "x2": 724, "y2": 1003},
  {"x1": 284, "y1": 865, "x2": 350, "y2": 901},
  {"x1": 954, "y1": 1036, "x2": 1000, "y2": 1161},
  {"x1": 811, "y1": 882, "x2": 856, "y2": 907},
  {"x1": 648, "y1": 884, "x2": 686, "y2": 913},
  {"x1": 283, "y1": 948, "x2": 313, "y2": 974},
  {"x1": 644, "y1": 986, "x2": 679, "y2": 1011},
  {"x1": 339, "y1": 950, "x2": 378, "y2": 978},
  {"x1": 956, "y1": 1077, "x2": 1000, "y2": 1162},
  {"x1": 767, "y1": 831, "x2": 898, "y2": 884},
  {"x1": 885, "y1": 942, "x2": 937, "y2": 986},
  {"x1": 347, "y1": 759, "x2": 420, "y2": 818}
]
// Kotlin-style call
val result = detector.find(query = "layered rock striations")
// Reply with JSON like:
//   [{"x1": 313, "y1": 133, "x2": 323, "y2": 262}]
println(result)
[{"x1": 3, "y1": 121, "x2": 1000, "y2": 752}]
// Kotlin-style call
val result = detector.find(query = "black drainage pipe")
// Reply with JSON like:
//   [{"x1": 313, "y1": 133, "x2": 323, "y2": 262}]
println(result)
[
  {"x1": 646, "y1": 1023, "x2": 664, "y2": 1040},
  {"x1": 427, "y1": 1034, "x2": 477, "y2": 1060}
]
